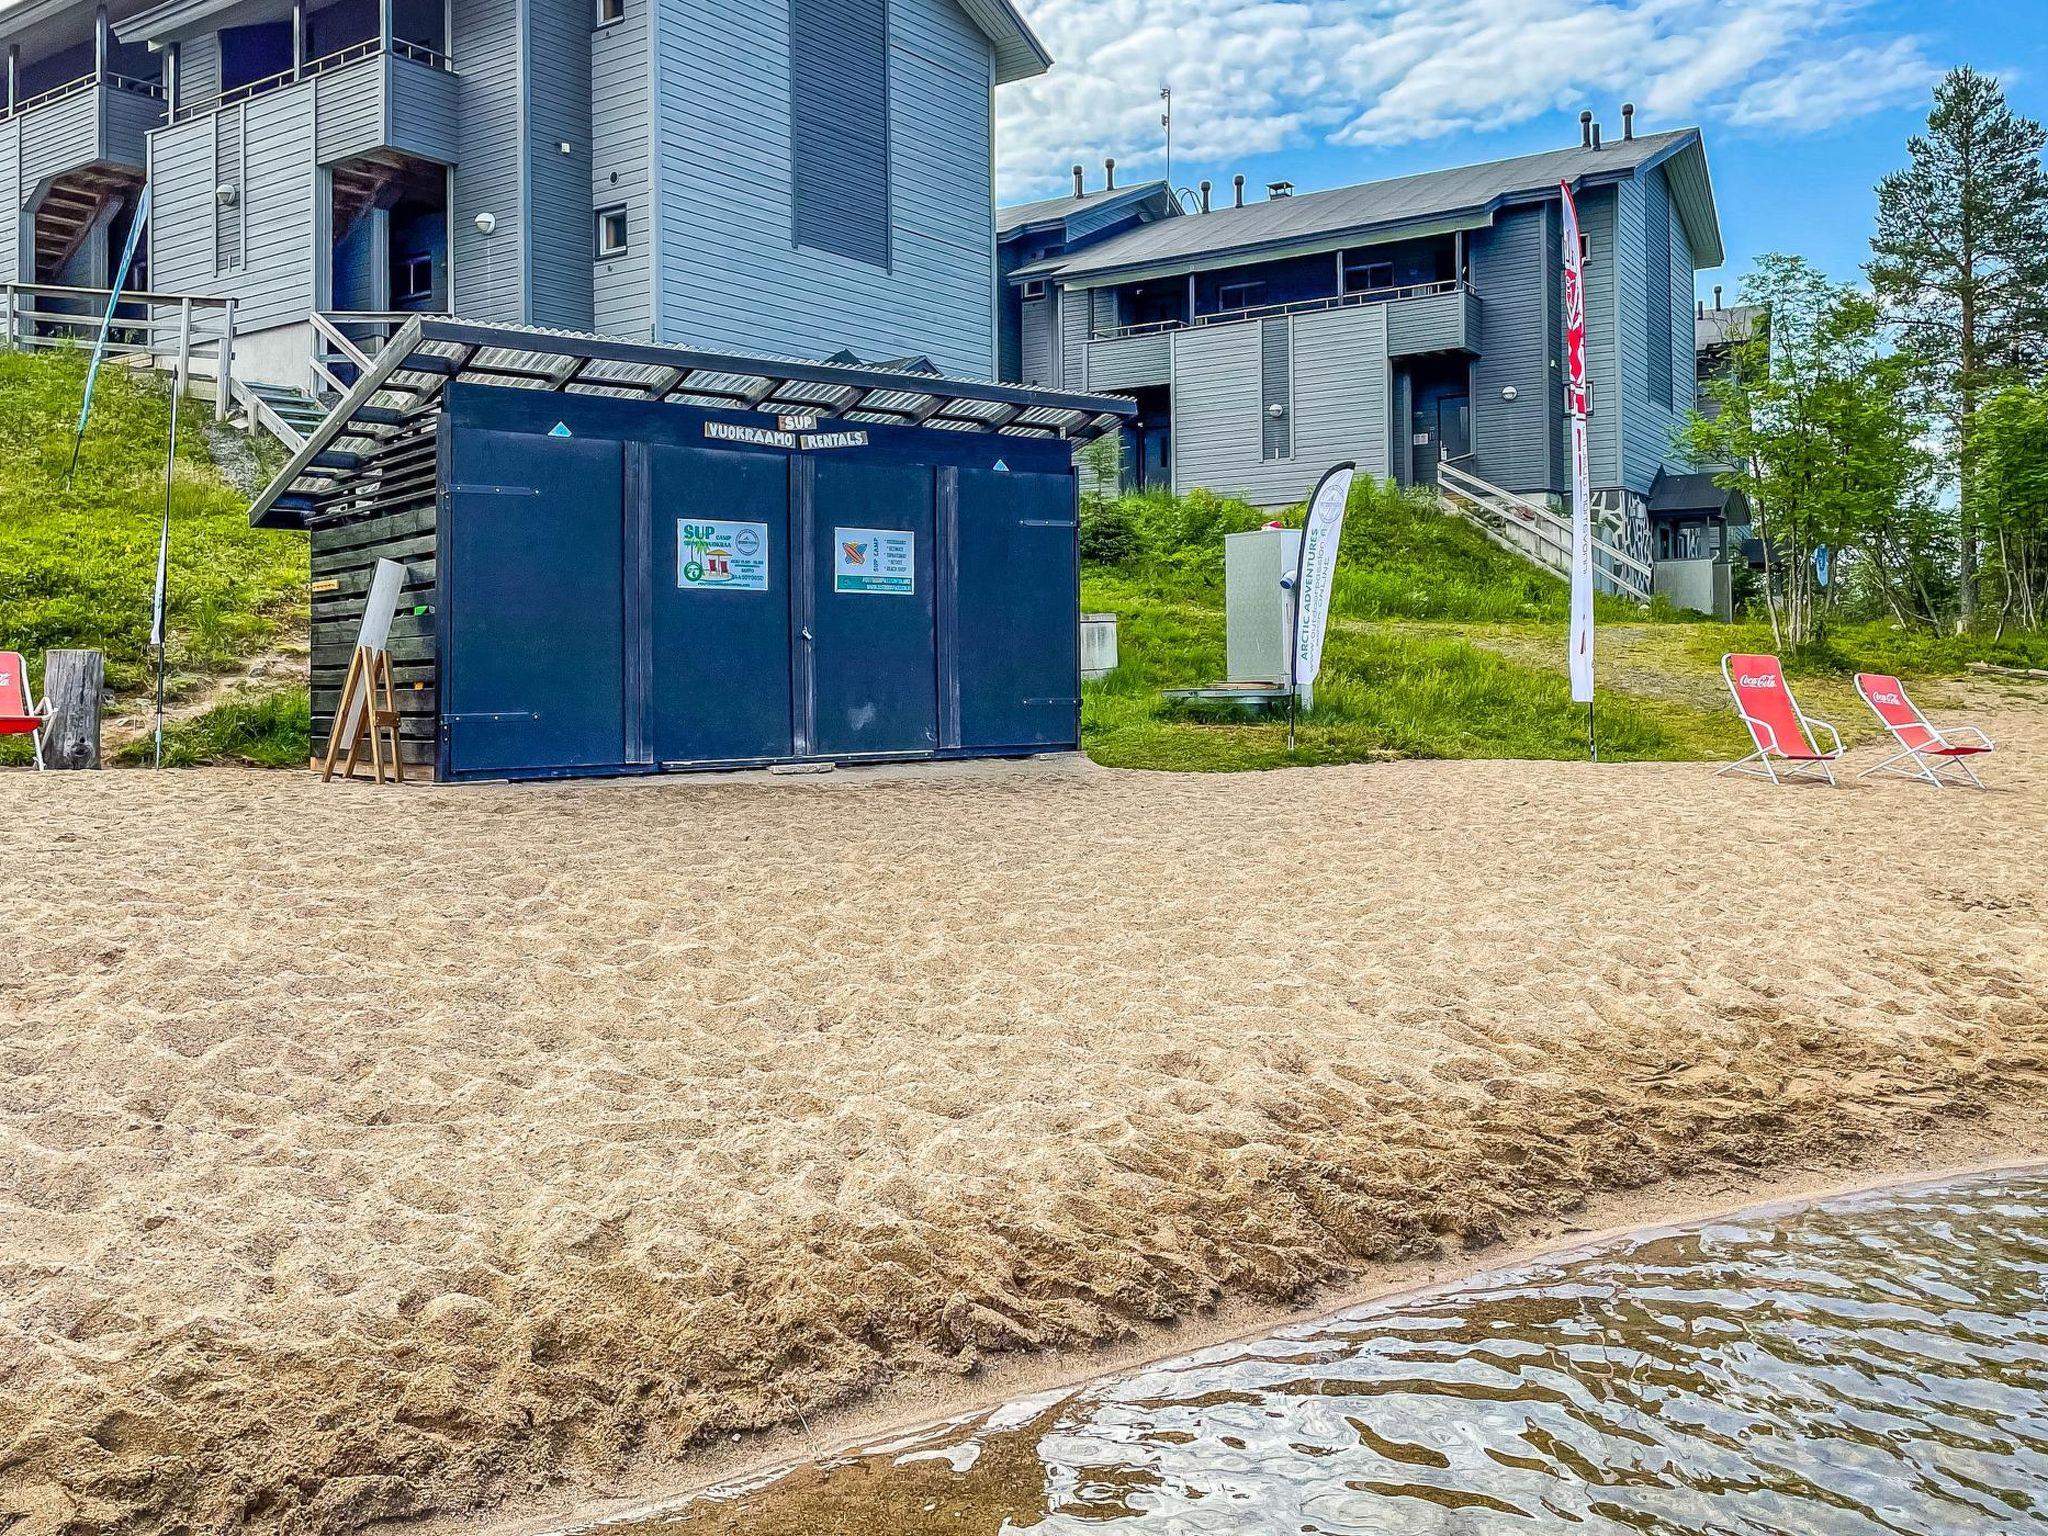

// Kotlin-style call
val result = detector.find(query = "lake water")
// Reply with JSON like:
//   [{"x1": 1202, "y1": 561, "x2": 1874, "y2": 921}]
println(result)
[{"x1": 585, "y1": 1169, "x2": 2048, "y2": 1534}]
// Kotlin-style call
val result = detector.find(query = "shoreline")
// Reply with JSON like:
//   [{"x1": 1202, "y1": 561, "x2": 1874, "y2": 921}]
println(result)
[{"x1": 448, "y1": 1107, "x2": 2048, "y2": 1536}]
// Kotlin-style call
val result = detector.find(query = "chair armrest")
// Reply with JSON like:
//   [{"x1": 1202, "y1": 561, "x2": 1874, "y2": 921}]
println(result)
[
  {"x1": 1811, "y1": 717, "x2": 1843, "y2": 757},
  {"x1": 1943, "y1": 723, "x2": 1994, "y2": 749},
  {"x1": 1743, "y1": 713, "x2": 1783, "y2": 755}
]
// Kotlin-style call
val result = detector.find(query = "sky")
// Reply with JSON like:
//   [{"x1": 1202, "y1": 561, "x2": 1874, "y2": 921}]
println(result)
[{"x1": 994, "y1": 0, "x2": 2048, "y2": 305}]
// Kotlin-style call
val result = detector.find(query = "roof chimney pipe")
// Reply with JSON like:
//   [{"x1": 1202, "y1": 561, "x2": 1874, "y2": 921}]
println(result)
[
  {"x1": 1072, "y1": 164, "x2": 1085, "y2": 197},
  {"x1": 1233, "y1": 173, "x2": 1245, "y2": 207},
  {"x1": 1622, "y1": 102, "x2": 1636, "y2": 140},
  {"x1": 1591, "y1": 121, "x2": 1603, "y2": 150},
  {"x1": 1199, "y1": 178, "x2": 1212, "y2": 213},
  {"x1": 1104, "y1": 156, "x2": 1116, "y2": 190},
  {"x1": 1579, "y1": 110, "x2": 1593, "y2": 148},
  {"x1": 1714, "y1": 284, "x2": 1724, "y2": 309}
]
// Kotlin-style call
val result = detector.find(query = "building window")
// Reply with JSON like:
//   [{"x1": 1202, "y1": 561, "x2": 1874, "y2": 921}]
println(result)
[
  {"x1": 1021, "y1": 279, "x2": 1046, "y2": 300},
  {"x1": 1342, "y1": 256, "x2": 1393, "y2": 295},
  {"x1": 595, "y1": 0, "x2": 623, "y2": 24},
  {"x1": 1218, "y1": 280, "x2": 1265, "y2": 313},
  {"x1": 790, "y1": 0, "x2": 891, "y2": 269},
  {"x1": 596, "y1": 205, "x2": 628, "y2": 258},
  {"x1": 398, "y1": 252, "x2": 433, "y2": 300}
]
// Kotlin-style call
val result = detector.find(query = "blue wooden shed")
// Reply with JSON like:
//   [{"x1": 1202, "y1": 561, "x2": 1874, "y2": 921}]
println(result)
[{"x1": 250, "y1": 319, "x2": 1135, "y2": 781}]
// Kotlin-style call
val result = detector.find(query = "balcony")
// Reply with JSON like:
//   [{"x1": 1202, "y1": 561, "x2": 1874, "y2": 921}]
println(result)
[
  {"x1": 167, "y1": 40, "x2": 457, "y2": 166},
  {"x1": 3, "y1": 72, "x2": 165, "y2": 179}
]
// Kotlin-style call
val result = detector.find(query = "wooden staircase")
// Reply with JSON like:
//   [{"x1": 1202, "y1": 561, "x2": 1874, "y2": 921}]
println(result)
[
  {"x1": 33, "y1": 170, "x2": 139, "y2": 283},
  {"x1": 1435, "y1": 459, "x2": 1653, "y2": 603}
]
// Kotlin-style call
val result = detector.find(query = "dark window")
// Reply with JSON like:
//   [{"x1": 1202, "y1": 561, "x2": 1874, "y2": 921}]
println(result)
[
  {"x1": 595, "y1": 0, "x2": 623, "y2": 25},
  {"x1": 1218, "y1": 280, "x2": 1265, "y2": 313},
  {"x1": 398, "y1": 252, "x2": 433, "y2": 300},
  {"x1": 1260, "y1": 317, "x2": 1292, "y2": 461},
  {"x1": 1020, "y1": 279, "x2": 1046, "y2": 300},
  {"x1": 1341, "y1": 256, "x2": 1393, "y2": 295},
  {"x1": 1646, "y1": 183, "x2": 1673, "y2": 409},
  {"x1": 790, "y1": 0, "x2": 890, "y2": 268},
  {"x1": 596, "y1": 205, "x2": 628, "y2": 258}
]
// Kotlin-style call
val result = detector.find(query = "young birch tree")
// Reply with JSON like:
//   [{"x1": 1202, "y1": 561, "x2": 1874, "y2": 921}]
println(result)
[
  {"x1": 1974, "y1": 384, "x2": 2048, "y2": 631},
  {"x1": 1869, "y1": 67, "x2": 2048, "y2": 625},
  {"x1": 1680, "y1": 256, "x2": 1933, "y2": 646}
]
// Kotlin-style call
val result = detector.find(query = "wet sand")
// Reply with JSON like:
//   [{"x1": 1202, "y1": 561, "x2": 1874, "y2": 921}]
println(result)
[{"x1": 3, "y1": 698, "x2": 2046, "y2": 1535}]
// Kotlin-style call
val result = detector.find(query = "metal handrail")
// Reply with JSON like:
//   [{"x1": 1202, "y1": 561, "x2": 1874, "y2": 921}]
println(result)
[
  {"x1": 1437, "y1": 459, "x2": 1654, "y2": 599},
  {"x1": 170, "y1": 36, "x2": 451, "y2": 121},
  {"x1": 2, "y1": 281, "x2": 238, "y2": 426},
  {"x1": 1090, "y1": 279, "x2": 1472, "y2": 342},
  {"x1": 2, "y1": 73, "x2": 95, "y2": 118}
]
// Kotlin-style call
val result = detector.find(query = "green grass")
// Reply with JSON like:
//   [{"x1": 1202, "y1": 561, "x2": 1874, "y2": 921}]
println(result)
[
  {"x1": 1078, "y1": 478, "x2": 2040, "y2": 773},
  {"x1": 115, "y1": 689, "x2": 312, "y2": 768},
  {"x1": 0, "y1": 348, "x2": 307, "y2": 764}
]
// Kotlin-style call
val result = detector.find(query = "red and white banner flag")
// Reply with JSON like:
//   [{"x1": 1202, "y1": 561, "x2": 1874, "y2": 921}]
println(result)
[{"x1": 1560, "y1": 180, "x2": 1595, "y2": 708}]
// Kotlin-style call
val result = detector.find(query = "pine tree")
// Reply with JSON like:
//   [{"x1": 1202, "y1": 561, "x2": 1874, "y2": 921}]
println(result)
[{"x1": 1869, "y1": 66, "x2": 2048, "y2": 624}]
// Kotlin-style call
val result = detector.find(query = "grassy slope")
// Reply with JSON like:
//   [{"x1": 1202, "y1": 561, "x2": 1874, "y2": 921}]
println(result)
[
  {"x1": 0, "y1": 349, "x2": 308, "y2": 765},
  {"x1": 1080, "y1": 480, "x2": 2048, "y2": 771}
]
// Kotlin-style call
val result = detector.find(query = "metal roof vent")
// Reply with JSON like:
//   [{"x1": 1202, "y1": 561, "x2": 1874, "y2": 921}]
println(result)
[
  {"x1": 1266, "y1": 180, "x2": 1294, "y2": 199},
  {"x1": 1622, "y1": 102, "x2": 1636, "y2": 140},
  {"x1": 1072, "y1": 163, "x2": 1084, "y2": 197},
  {"x1": 1579, "y1": 110, "x2": 1593, "y2": 148}
]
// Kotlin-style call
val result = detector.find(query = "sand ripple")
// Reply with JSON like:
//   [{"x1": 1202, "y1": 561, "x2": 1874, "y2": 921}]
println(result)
[{"x1": 3, "y1": 704, "x2": 2046, "y2": 1533}]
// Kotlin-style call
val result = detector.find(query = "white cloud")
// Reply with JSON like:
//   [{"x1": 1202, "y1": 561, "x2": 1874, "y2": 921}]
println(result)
[{"x1": 995, "y1": 0, "x2": 1936, "y2": 198}]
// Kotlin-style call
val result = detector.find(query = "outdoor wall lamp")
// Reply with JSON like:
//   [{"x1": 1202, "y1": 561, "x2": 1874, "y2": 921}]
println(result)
[{"x1": 1501, "y1": 385, "x2": 1518, "y2": 401}]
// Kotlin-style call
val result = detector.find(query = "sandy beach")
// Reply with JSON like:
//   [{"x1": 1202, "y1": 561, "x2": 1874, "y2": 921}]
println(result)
[{"x1": 4, "y1": 696, "x2": 2047, "y2": 1536}]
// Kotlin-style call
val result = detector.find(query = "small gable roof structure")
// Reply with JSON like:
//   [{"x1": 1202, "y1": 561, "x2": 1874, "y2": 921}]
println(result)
[
  {"x1": 997, "y1": 180, "x2": 1179, "y2": 241},
  {"x1": 1014, "y1": 128, "x2": 1721, "y2": 286}
]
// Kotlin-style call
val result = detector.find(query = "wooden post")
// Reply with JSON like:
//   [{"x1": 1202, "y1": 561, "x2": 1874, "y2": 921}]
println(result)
[
  {"x1": 6, "y1": 44, "x2": 16, "y2": 114},
  {"x1": 41, "y1": 650, "x2": 104, "y2": 770},
  {"x1": 175, "y1": 296, "x2": 192, "y2": 400},
  {"x1": 218, "y1": 297, "x2": 236, "y2": 424},
  {"x1": 94, "y1": 3, "x2": 108, "y2": 81},
  {"x1": 291, "y1": 0, "x2": 304, "y2": 76}
]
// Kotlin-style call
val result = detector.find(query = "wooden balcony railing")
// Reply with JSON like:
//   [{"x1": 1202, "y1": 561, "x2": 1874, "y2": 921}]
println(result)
[{"x1": 1090, "y1": 278, "x2": 1471, "y2": 342}]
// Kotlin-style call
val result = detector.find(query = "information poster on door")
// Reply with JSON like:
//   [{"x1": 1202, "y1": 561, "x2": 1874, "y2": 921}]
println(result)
[
  {"x1": 678, "y1": 519, "x2": 769, "y2": 591},
  {"x1": 834, "y1": 527, "x2": 915, "y2": 594}
]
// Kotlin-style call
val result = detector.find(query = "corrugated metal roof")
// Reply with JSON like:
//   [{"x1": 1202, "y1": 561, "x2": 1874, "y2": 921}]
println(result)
[
  {"x1": 248, "y1": 319, "x2": 1134, "y2": 530},
  {"x1": 997, "y1": 180, "x2": 1172, "y2": 238},
  {"x1": 1016, "y1": 129, "x2": 1721, "y2": 283}
]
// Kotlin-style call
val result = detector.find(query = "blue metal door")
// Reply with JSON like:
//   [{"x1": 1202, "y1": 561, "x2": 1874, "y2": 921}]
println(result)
[
  {"x1": 806, "y1": 458, "x2": 937, "y2": 757},
  {"x1": 444, "y1": 429, "x2": 626, "y2": 777},
  {"x1": 951, "y1": 467, "x2": 1080, "y2": 751},
  {"x1": 650, "y1": 445, "x2": 794, "y2": 764}
]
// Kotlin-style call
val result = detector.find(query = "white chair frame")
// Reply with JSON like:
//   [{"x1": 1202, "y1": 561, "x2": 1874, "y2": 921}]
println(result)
[
  {"x1": 1858, "y1": 682, "x2": 1994, "y2": 790},
  {"x1": 1716, "y1": 655, "x2": 1843, "y2": 787}
]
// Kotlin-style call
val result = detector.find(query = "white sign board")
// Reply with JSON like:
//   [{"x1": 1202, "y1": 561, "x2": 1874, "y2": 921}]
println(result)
[
  {"x1": 678, "y1": 519, "x2": 769, "y2": 591},
  {"x1": 834, "y1": 527, "x2": 915, "y2": 594},
  {"x1": 337, "y1": 558, "x2": 406, "y2": 743}
]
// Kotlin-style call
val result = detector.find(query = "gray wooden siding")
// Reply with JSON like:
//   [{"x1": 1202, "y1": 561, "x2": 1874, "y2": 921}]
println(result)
[
  {"x1": 0, "y1": 120, "x2": 18, "y2": 281},
  {"x1": 18, "y1": 90, "x2": 101, "y2": 186},
  {"x1": 386, "y1": 55, "x2": 460, "y2": 163},
  {"x1": 1615, "y1": 168, "x2": 1692, "y2": 495},
  {"x1": 1172, "y1": 305, "x2": 1388, "y2": 508},
  {"x1": 179, "y1": 35, "x2": 222, "y2": 110},
  {"x1": 1083, "y1": 329, "x2": 1168, "y2": 390},
  {"x1": 652, "y1": 0, "x2": 996, "y2": 377},
  {"x1": 1018, "y1": 292, "x2": 1055, "y2": 386},
  {"x1": 1058, "y1": 284, "x2": 1087, "y2": 389},
  {"x1": 148, "y1": 88, "x2": 317, "y2": 332},
  {"x1": 591, "y1": 0, "x2": 653, "y2": 338},
  {"x1": 103, "y1": 86, "x2": 163, "y2": 168},
  {"x1": 525, "y1": 0, "x2": 592, "y2": 328},
  {"x1": 450, "y1": 0, "x2": 524, "y2": 321},
  {"x1": 1578, "y1": 183, "x2": 1621, "y2": 489},
  {"x1": 1385, "y1": 286, "x2": 1473, "y2": 357},
  {"x1": 1467, "y1": 202, "x2": 1559, "y2": 496},
  {"x1": 314, "y1": 56, "x2": 385, "y2": 161},
  {"x1": 1259, "y1": 316, "x2": 1291, "y2": 459}
]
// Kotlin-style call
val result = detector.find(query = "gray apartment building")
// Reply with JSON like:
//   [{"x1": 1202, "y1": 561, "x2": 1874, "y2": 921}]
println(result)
[
  {"x1": 997, "y1": 119, "x2": 1740, "y2": 609},
  {"x1": 0, "y1": 0, "x2": 1047, "y2": 391}
]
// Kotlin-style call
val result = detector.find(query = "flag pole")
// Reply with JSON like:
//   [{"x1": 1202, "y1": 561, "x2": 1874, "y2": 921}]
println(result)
[
  {"x1": 1559, "y1": 178, "x2": 1597, "y2": 760},
  {"x1": 152, "y1": 373, "x2": 179, "y2": 768}
]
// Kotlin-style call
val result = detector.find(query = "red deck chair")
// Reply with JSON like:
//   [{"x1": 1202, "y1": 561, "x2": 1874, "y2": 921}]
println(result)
[
  {"x1": 1718, "y1": 653, "x2": 1843, "y2": 786},
  {"x1": 0, "y1": 652, "x2": 52, "y2": 771},
  {"x1": 1854, "y1": 673, "x2": 1994, "y2": 789}
]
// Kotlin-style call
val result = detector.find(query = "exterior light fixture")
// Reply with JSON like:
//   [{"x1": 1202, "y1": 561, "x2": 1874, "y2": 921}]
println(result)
[
  {"x1": 474, "y1": 211, "x2": 496, "y2": 235},
  {"x1": 1501, "y1": 385, "x2": 1518, "y2": 402}
]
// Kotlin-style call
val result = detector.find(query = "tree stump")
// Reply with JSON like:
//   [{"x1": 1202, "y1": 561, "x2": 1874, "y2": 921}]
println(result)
[{"x1": 42, "y1": 650, "x2": 104, "y2": 770}]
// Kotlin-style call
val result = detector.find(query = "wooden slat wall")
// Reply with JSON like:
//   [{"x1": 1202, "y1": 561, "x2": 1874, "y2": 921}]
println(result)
[{"x1": 306, "y1": 421, "x2": 441, "y2": 767}]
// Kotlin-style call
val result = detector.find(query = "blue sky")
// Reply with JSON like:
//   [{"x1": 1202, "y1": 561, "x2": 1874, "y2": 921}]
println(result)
[{"x1": 997, "y1": 0, "x2": 2048, "y2": 304}]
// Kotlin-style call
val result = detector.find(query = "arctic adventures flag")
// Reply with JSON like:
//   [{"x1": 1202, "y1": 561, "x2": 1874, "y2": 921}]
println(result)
[
  {"x1": 1289, "y1": 461, "x2": 1357, "y2": 712},
  {"x1": 1560, "y1": 179, "x2": 1595, "y2": 707}
]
